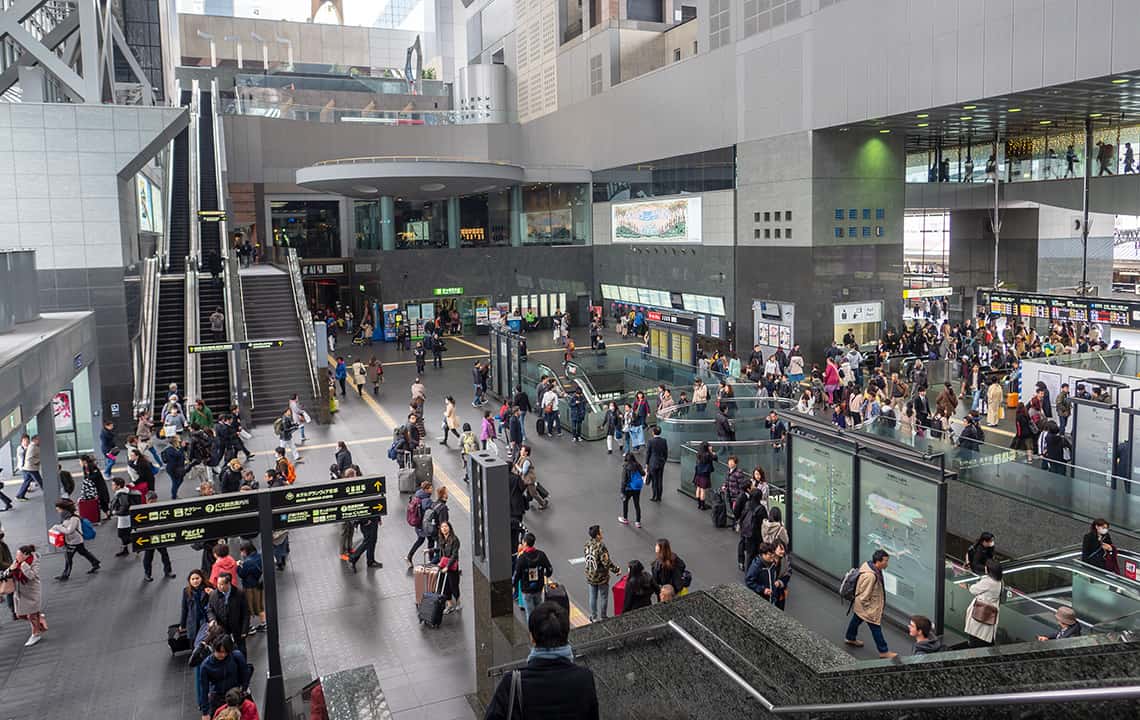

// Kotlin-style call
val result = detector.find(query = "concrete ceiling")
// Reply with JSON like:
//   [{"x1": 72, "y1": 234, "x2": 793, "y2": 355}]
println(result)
[{"x1": 295, "y1": 158, "x2": 527, "y2": 201}]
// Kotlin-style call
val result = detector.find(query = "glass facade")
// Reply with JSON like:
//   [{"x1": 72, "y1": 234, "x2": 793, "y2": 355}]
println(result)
[
  {"x1": 351, "y1": 183, "x2": 591, "y2": 250},
  {"x1": 271, "y1": 200, "x2": 340, "y2": 258},
  {"x1": 592, "y1": 147, "x2": 735, "y2": 203}
]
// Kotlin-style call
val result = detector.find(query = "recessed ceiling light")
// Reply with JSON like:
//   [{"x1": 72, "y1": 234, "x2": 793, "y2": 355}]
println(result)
[
  {"x1": 420, "y1": 183, "x2": 446, "y2": 192},
  {"x1": 963, "y1": 105, "x2": 977, "y2": 110},
  {"x1": 916, "y1": 113, "x2": 929, "y2": 119},
  {"x1": 879, "y1": 129, "x2": 891, "y2": 134},
  {"x1": 917, "y1": 122, "x2": 929, "y2": 128},
  {"x1": 1039, "y1": 120, "x2": 1052, "y2": 125},
  {"x1": 960, "y1": 116, "x2": 973, "y2": 120},
  {"x1": 1112, "y1": 78, "x2": 1130, "y2": 85},
  {"x1": 1089, "y1": 113, "x2": 1103, "y2": 118},
  {"x1": 839, "y1": 127, "x2": 849, "y2": 132},
  {"x1": 1007, "y1": 107, "x2": 1021, "y2": 113}
]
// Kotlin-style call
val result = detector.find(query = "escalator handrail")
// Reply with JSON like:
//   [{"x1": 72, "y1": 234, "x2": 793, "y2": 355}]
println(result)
[
  {"x1": 948, "y1": 558, "x2": 1140, "y2": 619},
  {"x1": 184, "y1": 267, "x2": 200, "y2": 404},
  {"x1": 285, "y1": 249, "x2": 321, "y2": 401},
  {"x1": 133, "y1": 256, "x2": 160, "y2": 414},
  {"x1": 188, "y1": 80, "x2": 202, "y2": 269},
  {"x1": 1014, "y1": 544, "x2": 1140, "y2": 569}
]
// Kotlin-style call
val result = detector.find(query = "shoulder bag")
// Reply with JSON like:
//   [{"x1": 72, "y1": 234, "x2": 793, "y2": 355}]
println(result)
[
  {"x1": 506, "y1": 669, "x2": 524, "y2": 720},
  {"x1": 970, "y1": 583, "x2": 1000, "y2": 625}
]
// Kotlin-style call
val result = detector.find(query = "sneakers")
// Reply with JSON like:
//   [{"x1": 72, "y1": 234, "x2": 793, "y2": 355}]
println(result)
[
  {"x1": 87, "y1": 565, "x2": 100, "y2": 574},
  {"x1": 164, "y1": 572, "x2": 177, "y2": 579},
  {"x1": 635, "y1": 521, "x2": 642, "y2": 529},
  {"x1": 143, "y1": 575, "x2": 154, "y2": 582},
  {"x1": 24, "y1": 634, "x2": 42, "y2": 647},
  {"x1": 879, "y1": 651, "x2": 898, "y2": 659},
  {"x1": 115, "y1": 549, "x2": 129, "y2": 557},
  {"x1": 617, "y1": 517, "x2": 629, "y2": 525},
  {"x1": 844, "y1": 639, "x2": 864, "y2": 648},
  {"x1": 367, "y1": 561, "x2": 383, "y2": 568}
]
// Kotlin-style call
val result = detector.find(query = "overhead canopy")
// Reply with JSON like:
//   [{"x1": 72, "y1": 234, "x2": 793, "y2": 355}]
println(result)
[{"x1": 296, "y1": 157, "x2": 527, "y2": 201}]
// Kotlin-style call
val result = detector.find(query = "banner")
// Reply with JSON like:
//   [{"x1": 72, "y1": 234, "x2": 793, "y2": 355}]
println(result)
[
  {"x1": 612, "y1": 197, "x2": 702, "y2": 243},
  {"x1": 53, "y1": 390, "x2": 75, "y2": 433}
]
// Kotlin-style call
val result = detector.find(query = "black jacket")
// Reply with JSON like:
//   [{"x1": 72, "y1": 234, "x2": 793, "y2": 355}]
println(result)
[
  {"x1": 512, "y1": 547, "x2": 553, "y2": 595},
  {"x1": 651, "y1": 556, "x2": 686, "y2": 595},
  {"x1": 219, "y1": 465, "x2": 243, "y2": 494},
  {"x1": 335, "y1": 448, "x2": 354, "y2": 475},
  {"x1": 622, "y1": 574, "x2": 658, "y2": 613},
  {"x1": 484, "y1": 657, "x2": 599, "y2": 720},
  {"x1": 207, "y1": 586, "x2": 250, "y2": 638},
  {"x1": 645, "y1": 436, "x2": 668, "y2": 471},
  {"x1": 514, "y1": 390, "x2": 532, "y2": 414},
  {"x1": 1082, "y1": 530, "x2": 1114, "y2": 569}
]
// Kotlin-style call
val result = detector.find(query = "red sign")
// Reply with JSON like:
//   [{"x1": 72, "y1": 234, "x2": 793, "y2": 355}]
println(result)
[
  {"x1": 647, "y1": 311, "x2": 662, "y2": 321},
  {"x1": 1125, "y1": 559, "x2": 1138, "y2": 581}
]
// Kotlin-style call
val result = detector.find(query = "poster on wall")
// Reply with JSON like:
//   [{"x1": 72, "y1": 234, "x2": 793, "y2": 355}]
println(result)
[
  {"x1": 612, "y1": 197, "x2": 702, "y2": 243},
  {"x1": 136, "y1": 175, "x2": 162, "y2": 233},
  {"x1": 53, "y1": 389, "x2": 75, "y2": 433},
  {"x1": 524, "y1": 210, "x2": 573, "y2": 244}
]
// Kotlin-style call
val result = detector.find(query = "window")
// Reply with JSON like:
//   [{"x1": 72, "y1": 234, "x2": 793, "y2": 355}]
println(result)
[
  {"x1": 835, "y1": 209, "x2": 844, "y2": 220},
  {"x1": 709, "y1": 0, "x2": 731, "y2": 50},
  {"x1": 589, "y1": 54, "x2": 603, "y2": 96},
  {"x1": 673, "y1": 48, "x2": 681, "y2": 62},
  {"x1": 785, "y1": 228, "x2": 792, "y2": 239},
  {"x1": 876, "y1": 226, "x2": 884, "y2": 237},
  {"x1": 492, "y1": 48, "x2": 505, "y2": 65},
  {"x1": 693, "y1": 40, "x2": 698, "y2": 54},
  {"x1": 754, "y1": 228, "x2": 762, "y2": 239},
  {"x1": 848, "y1": 209, "x2": 857, "y2": 220},
  {"x1": 742, "y1": 0, "x2": 802, "y2": 38},
  {"x1": 862, "y1": 226, "x2": 871, "y2": 237},
  {"x1": 774, "y1": 228, "x2": 781, "y2": 239},
  {"x1": 774, "y1": 211, "x2": 782, "y2": 221},
  {"x1": 592, "y1": 147, "x2": 735, "y2": 202},
  {"x1": 834, "y1": 227, "x2": 843, "y2": 238},
  {"x1": 786, "y1": 210, "x2": 792, "y2": 221},
  {"x1": 754, "y1": 212, "x2": 761, "y2": 222},
  {"x1": 849, "y1": 227, "x2": 857, "y2": 237},
  {"x1": 764, "y1": 211, "x2": 770, "y2": 222},
  {"x1": 862, "y1": 208, "x2": 871, "y2": 220},
  {"x1": 765, "y1": 228, "x2": 771, "y2": 239},
  {"x1": 876, "y1": 208, "x2": 885, "y2": 219}
]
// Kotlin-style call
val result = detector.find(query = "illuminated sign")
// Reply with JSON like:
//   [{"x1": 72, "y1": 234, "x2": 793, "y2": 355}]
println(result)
[
  {"x1": 459, "y1": 227, "x2": 485, "y2": 242},
  {"x1": 197, "y1": 210, "x2": 227, "y2": 222},
  {"x1": 433, "y1": 287, "x2": 464, "y2": 296}
]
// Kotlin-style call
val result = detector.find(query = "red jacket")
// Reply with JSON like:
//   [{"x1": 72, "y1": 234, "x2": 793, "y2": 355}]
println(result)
[{"x1": 213, "y1": 698, "x2": 259, "y2": 720}]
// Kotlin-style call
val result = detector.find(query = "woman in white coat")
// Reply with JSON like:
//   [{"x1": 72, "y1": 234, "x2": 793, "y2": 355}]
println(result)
[{"x1": 964, "y1": 559, "x2": 1003, "y2": 647}]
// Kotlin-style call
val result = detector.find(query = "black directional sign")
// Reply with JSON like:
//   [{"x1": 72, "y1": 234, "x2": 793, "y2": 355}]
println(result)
[
  {"x1": 270, "y1": 477, "x2": 385, "y2": 509},
  {"x1": 131, "y1": 494, "x2": 258, "y2": 529},
  {"x1": 132, "y1": 513, "x2": 258, "y2": 549},
  {"x1": 274, "y1": 495, "x2": 388, "y2": 528},
  {"x1": 188, "y1": 338, "x2": 286, "y2": 354}
]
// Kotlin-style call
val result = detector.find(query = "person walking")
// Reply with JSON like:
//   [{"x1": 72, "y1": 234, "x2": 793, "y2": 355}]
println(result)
[
  {"x1": 583, "y1": 525, "x2": 621, "y2": 622},
  {"x1": 237, "y1": 541, "x2": 267, "y2": 632},
  {"x1": 368, "y1": 356, "x2": 383, "y2": 396},
  {"x1": 197, "y1": 636, "x2": 251, "y2": 720},
  {"x1": 334, "y1": 357, "x2": 348, "y2": 397},
  {"x1": 274, "y1": 409, "x2": 301, "y2": 462},
  {"x1": 843, "y1": 549, "x2": 897, "y2": 658},
  {"x1": 437, "y1": 520, "x2": 462, "y2": 614},
  {"x1": 141, "y1": 490, "x2": 175, "y2": 582},
  {"x1": 288, "y1": 394, "x2": 310, "y2": 444},
  {"x1": 50, "y1": 499, "x2": 100, "y2": 581},
  {"x1": 602, "y1": 400, "x2": 621, "y2": 455},
  {"x1": 3, "y1": 544, "x2": 46, "y2": 646},
  {"x1": 136, "y1": 409, "x2": 164, "y2": 468},
  {"x1": 745, "y1": 542, "x2": 778, "y2": 603},
  {"x1": 404, "y1": 481, "x2": 435, "y2": 566},
  {"x1": 441, "y1": 396, "x2": 461, "y2": 447},
  {"x1": 15, "y1": 435, "x2": 42, "y2": 500},
  {"x1": 179, "y1": 568, "x2": 214, "y2": 646},
  {"x1": 618, "y1": 452, "x2": 645, "y2": 528},
  {"x1": 964, "y1": 559, "x2": 1002, "y2": 648},
  {"x1": 738, "y1": 489, "x2": 768, "y2": 572},
  {"x1": 483, "y1": 602, "x2": 599, "y2": 720},
  {"x1": 512, "y1": 532, "x2": 553, "y2": 621},
  {"x1": 207, "y1": 571, "x2": 250, "y2": 654},
  {"x1": 161, "y1": 434, "x2": 188, "y2": 499}
]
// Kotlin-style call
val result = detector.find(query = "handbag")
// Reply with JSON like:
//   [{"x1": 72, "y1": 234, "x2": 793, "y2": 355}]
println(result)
[
  {"x1": 238, "y1": 429, "x2": 252, "y2": 441},
  {"x1": 438, "y1": 556, "x2": 456, "y2": 571},
  {"x1": 970, "y1": 600, "x2": 998, "y2": 625},
  {"x1": 0, "y1": 578, "x2": 14, "y2": 595}
]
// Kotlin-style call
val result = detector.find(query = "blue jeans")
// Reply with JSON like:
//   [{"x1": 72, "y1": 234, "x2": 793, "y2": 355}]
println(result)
[
  {"x1": 104, "y1": 455, "x2": 115, "y2": 478},
  {"x1": 587, "y1": 582, "x2": 609, "y2": 620},
  {"x1": 845, "y1": 614, "x2": 889, "y2": 653},
  {"x1": 473, "y1": 384, "x2": 482, "y2": 405},
  {"x1": 16, "y1": 470, "x2": 42, "y2": 499},
  {"x1": 522, "y1": 591, "x2": 543, "y2": 621},
  {"x1": 146, "y1": 445, "x2": 163, "y2": 468}
]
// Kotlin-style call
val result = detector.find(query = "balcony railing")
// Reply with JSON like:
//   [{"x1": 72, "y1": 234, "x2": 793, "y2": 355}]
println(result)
[{"x1": 221, "y1": 98, "x2": 506, "y2": 125}]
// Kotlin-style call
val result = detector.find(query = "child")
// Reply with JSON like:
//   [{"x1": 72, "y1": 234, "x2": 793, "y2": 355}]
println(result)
[
  {"x1": 480, "y1": 410, "x2": 497, "y2": 452},
  {"x1": 460, "y1": 422, "x2": 478, "y2": 482}
]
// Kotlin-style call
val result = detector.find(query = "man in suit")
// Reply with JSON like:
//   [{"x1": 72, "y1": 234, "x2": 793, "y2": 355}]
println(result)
[
  {"x1": 645, "y1": 425, "x2": 668, "y2": 502},
  {"x1": 207, "y1": 571, "x2": 250, "y2": 655}
]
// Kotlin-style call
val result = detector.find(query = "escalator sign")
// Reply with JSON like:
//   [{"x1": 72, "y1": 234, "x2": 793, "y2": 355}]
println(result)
[
  {"x1": 188, "y1": 339, "x2": 286, "y2": 353},
  {"x1": 198, "y1": 211, "x2": 227, "y2": 222}
]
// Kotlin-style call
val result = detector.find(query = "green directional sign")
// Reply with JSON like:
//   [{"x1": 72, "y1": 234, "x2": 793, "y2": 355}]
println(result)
[
  {"x1": 188, "y1": 338, "x2": 286, "y2": 354},
  {"x1": 270, "y1": 476, "x2": 385, "y2": 509},
  {"x1": 274, "y1": 495, "x2": 388, "y2": 528}
]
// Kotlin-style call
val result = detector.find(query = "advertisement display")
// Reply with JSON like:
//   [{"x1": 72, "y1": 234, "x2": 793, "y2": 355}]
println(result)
[
  {"x1": 612, "y1": 197, "x2": 702, "y2": 243},
  {"x1": 857, "y1": 458, "x2": 941, "y2": 621},
  {"x1": 1072, "y1": 400, "x2": 1118, "y2": 479},
  {"x1": 53, "y1": 389, "x2": 75, "y2": 433},
  {"x1": 833, "y1": 301, "x2": 882, "y2": 324},
  {"x1": 524, "y1": 210, "x2": 573, "y2": 244},
  {"x1": 790, "y1": 436, "x2": 854, "y2": 579},
  {"x1": 136, "y1": 174, "x2": 162, "y2": 234},
  {"x1": 982, "y1": 289, "x2": 1140, "y2": 330}
]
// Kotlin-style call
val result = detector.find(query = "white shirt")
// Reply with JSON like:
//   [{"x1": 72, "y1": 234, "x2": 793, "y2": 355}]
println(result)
[{"x1": 541, "y1": 389, "x2": 560, "y2": 411}]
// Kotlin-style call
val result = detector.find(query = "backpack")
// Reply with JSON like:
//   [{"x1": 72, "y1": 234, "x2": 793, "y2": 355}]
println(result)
[
  {"x1": 421, "y1": 503, "x2": 439, "y2": 538},
  {"x1": 627, "y1": 470, "x2": 644, "y2": 492},
  {"x1": 839, "y1": 567, "x2": 861, "y2": 604},
  {"x1": 80, "y1": 517, "x2": 97, "y2": 541},
  {"x1": 272, "y1": 417, "x2": 284, "y2": 437},
  {"x1": 406, "y1": 495, "x2": 424, "y2": 528},
  {"x1": 282, "y1": 459, "x2": 297, "y2": 484}
]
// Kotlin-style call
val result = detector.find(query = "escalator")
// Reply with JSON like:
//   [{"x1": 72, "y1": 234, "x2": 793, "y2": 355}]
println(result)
[
  {"x1": 152, "y1": 278, "x2": 186, "y2": 416},
  {"x1": 197, "y1": 90, "x2": 221, "y2": 259},
  {"x1": 166, "y1": 89, "x2": 192, "y2": 272},
  {"x1": 197, "y1": 281, "x2": 229, "y2": 412}
]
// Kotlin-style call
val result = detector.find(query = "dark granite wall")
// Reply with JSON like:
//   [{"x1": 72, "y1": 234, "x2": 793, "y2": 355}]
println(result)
[
  {"x1": 592, "y1": 244, "x2": 736, "y2": 308},
  {"x1": 38, "y1": 268, "x2": 134, "y2": 425},
  {"x1": 949, "y1": 208, "x2": 1040, "y2": 300}
]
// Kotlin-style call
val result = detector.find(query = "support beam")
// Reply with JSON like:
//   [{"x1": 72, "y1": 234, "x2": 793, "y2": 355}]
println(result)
[{"x1": 0, "y1": 11, "x2": 78, "y2": 97}]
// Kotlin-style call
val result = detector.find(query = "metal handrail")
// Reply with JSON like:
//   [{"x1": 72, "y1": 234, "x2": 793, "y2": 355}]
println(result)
[
  {"x1": 313, "y1": 155, "x2": 524, "y2": 167},
  {"x1": 210, "y1": 78, "x2": 227, "y2": 261},
  {"x1": 188, "y1": 80, "x2": 201, "y2": 268},
  {"x1": 209, "y1": 78, "x2": 240, "y2": 411},
  {"x1": 285, "y1": 249, "x2": 320, "y2": 401},
  {"x1": 486, "y1": 614, "x2": 1140, "y2": 715},
  {"x1": 133, "y1": 256, "x2": 160, "y2": 414},
  {"x1": 229, "y1": 254, "x2": 254, "y2": 413},
  {"x1": 184, "y1": 266, "x2": 200, "y2": 404}
]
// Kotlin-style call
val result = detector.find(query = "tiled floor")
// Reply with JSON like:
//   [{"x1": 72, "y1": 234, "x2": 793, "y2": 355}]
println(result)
[{"x1": 0, "y1": 325, "x2": 919, "y2": 719}]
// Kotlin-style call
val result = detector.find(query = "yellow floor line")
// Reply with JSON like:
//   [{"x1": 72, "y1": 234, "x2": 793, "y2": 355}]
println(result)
[
  {"x1": 333, "y1": 353, "x2": 590, "y2": 626},
  {"x1": 447, "y1": 335, "x2": 487, "y2": 354}
]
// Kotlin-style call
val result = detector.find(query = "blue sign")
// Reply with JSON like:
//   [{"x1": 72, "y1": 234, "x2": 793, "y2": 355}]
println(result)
[{"x1": 73, "y1": 353, "x2": 83, "y2": 370}]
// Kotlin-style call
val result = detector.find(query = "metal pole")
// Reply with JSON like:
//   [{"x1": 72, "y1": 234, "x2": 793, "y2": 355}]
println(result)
[
  {"x1": 1081, "y1": 118, "x2": 1092, "y2": 295},
  {"x1": 992, "y1": 133, "x2": 1001, "y2": 288},
  {"x1": 258, "y1": 491, "x2": 287, "y2": 717}
]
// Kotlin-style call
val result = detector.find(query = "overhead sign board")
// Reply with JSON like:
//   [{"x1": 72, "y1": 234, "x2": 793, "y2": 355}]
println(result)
[
  {"x1": 131, "y1": 494, "x2": 258, "y2": 529},
  {"x1": 198, "y1": 210, "x2": 227, "y2": 222},
  {"x1": 902, "y1": 287, "x2": 953, "y2": 299},
  {"x1": 433, "y1": 287, "x2": 464, "y2": 296},
  {"x1": 274, "y1": 496, "x2": 387, "y2": 528},
  {"x1": 271, "y1": 477, "x2": 385, "y2": 509},
  {"x1": 132, "y1": 513, "x2": 258, "y2": 549},
  {"x1": 980, "y1": 289, "x2": 1140, "y2": 329},
  {"x1": 188, "y1": 339, "x2": 286, "y2": 354}
]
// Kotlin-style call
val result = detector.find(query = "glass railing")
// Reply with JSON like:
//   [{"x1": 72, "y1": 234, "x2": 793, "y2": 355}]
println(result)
[
  {"x1": 944, "y1": 556, "x2": 1140, "y2": 645},
  {"x1": 220, "y1": 98, "x2": 506, "y2": 125},
  {"x1": 856, "y1": 416, "x2": 1140, "y2": 531},
  {"x1": 678, "y1": 440, "x2": 787, "y2": 505},
  {"x1": 660, "y1": 397, "x2": 800, "y2": 462},
  {"x1": 286, "y1": 249, "x2": 321, "y2": 401}
]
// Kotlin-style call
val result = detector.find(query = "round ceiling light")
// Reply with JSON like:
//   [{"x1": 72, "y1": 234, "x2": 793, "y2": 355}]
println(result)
[
  {"x1": 353, "y1": 185, "x2": 379, "y2": 194},
  {"x1": 421, "y1": 183, "x2": 447, "y2": 192}
]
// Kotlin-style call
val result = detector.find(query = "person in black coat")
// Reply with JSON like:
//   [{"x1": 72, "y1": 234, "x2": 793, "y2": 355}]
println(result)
[
  {"x1": 715, "y1": 403, "x2": 736, "y2": 441},
  {"x1": 483, "y1": 602, "x2": 599, "y2": 720},
  {"x1": 644, "y1": 426, "x2": 668, "y2": 502},
  {"x1": 219, "y1": 459, "x2": 244, "y2": 494},
  {"x1": 622, "y1": 560, "x2": 658, "y2": 614},
  {"x1": 207, "y1": 572, "x2": 250, "y2": 655},
  {"x1": 334, "y1": 441, "x2": 353, "y2": 476},
  {"x1": 1082, "y1": 518, "x2": 1116, "y2": 571}
]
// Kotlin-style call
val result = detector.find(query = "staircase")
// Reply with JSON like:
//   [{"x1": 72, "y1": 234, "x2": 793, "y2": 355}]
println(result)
[
  {"x1": 152, "y1": 279, "x2": 186, "y2": 417},
  {"x1": 242, "y1": 273, "x2": 315, "y2": 424},
  {"x1": 197, "y1": 282, "x2": 230, "y2": 413}
]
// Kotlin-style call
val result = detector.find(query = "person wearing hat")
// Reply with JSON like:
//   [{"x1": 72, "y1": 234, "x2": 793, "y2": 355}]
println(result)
[{"x1": 1038, "y1": 605, "x2": 1081, "y2": 641}]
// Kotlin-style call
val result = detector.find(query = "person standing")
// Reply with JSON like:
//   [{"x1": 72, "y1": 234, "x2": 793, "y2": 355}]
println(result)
[
  {"x1": 843, "y1": 549, "x2": 896, "y2": 658},
  {"x1": 197, "y1": 636, "x2": 251, "y2": 720},
  {"x1": 513, "y1": 385, "x2": 531, "y2": 444},
  {"x1": 512, "y1": 532, "x2": 554, "y2": 621},
  {"x1": 1055, "y1": 383, "x2": 1072, "y2": 434},
  {"x1": 1081, "y1": 518, "x2": 1117, "y2": 571},
  {"x1": 50, "y1": 499, "x2": 100, "y2": 580},
  {"x1": 274, "y1": 409, "x2": 301, "y2": 461},
  {"x1": 602, "y1": 400, "x2": 621, "y2": 456},
  {"x1": 207, "y1": 572, "x2": 250, "y2": 655},
  {"x1": 583, "y1": 525, "x2": 621, "y2": 622},
  {"x1": 622, "y1": 559, "x2": 658, "y2": 613},
  {"x1": 651, "y1": 538, "x2": 687, "y2": 598},
  {"x1": 645, "y1": 426, "x2": 668, "y2": 501},
  {"x1": 745, "y1": 542, "x2": 778, "y2": 603},
  {"x1": 985, "y1": 377, "x2": 1003, "y2": 427},
  {"x1": 441, "y1": 396, "x2": 461, "y2": 447},
  {"x1": 618, "y1": 452, "x2": 645, "y2": 529},
  {"x1": 964, "y1": 559, "x2": 1002, "y2": 647},
  {"x1": 367, "y1": 356, "x2": 383, "y2": 396},
  {"x1": 437, "y1": 520, "x2": 461, "y2": 614},
  {"x1": 334, "y1": 357, "x2": 348, "y2": 397},
  {"x1": 5, "y1": 544, "x2": 46, "y2": 646},
  {"x1": 692, "y1": 441, "x2": 717, "y2": 511},
  {"x1": 569, "y1": 387, "x2": 587, "y2": 442},
  {"x1": 237, "y1": 541, "x2": 267, "y2": 632}
]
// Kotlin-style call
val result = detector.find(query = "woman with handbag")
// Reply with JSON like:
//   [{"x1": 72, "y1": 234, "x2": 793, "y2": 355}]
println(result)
[
  {"x1": 964, "y1": 559, "x2": 1003, "y2": 647},
  {"x1": 4, "y1": 544, "x2": 46, "y2": 646},
  {"x1": 602, "y1": 401, "x2": 621, "y2": 455},
  {"x1": 437, "y1": 521, "x2": 461, "y2": 615}
]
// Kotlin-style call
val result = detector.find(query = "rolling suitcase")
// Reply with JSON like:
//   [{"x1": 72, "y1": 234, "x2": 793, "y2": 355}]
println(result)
[
  {"x1": 544, "y1": 581, "x2": 570, "y2": 616},
  {"x1": 413, "y1": 551, "x2": 441, "y2": 606},
  {"x1": 398, "y1": 451, "x2": 417, "y2": 493},
  {"x1": 535, "y1": 417, "x2": 545, "y2": 437},
  {"x1": 167, "y1": 624, "x2": 191, "y2": 655},
  {"x1": 418, "y1": 570, "x2": 447, "y2": 628},
  {"x1": 412, "y1": 446, "x2": 434, "y2": 485},
  {"x1": 612, "y1": 576, "x2": 627, "y2": 616}
]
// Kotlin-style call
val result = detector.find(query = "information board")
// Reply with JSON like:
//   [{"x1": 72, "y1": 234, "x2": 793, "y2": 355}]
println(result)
[
  {"x1": 982, "y1": 290, "x2": 1140, "y2": 329},
  {"x1": 789, "y1": 436, "x2": 854, "y2": 579},
  {"x1": 1072, "y1": 401, "x2": 1117, "y2": 480},
  {"x1": 857, "y1": 459, "x2": 941, "y2": 621}
]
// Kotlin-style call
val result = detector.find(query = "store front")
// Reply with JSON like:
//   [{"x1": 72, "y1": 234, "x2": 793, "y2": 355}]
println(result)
[
  {"x1": 832, "y1": 300, "x2": 884, "y2": 347},
  {"x1": 509, "y1": 291, "x2": 569, "y2": 330},
  {"x1": 300, "y1": 259, "x2": 380, "y2": 321},
  {"x1": 600, "y1": 284, "x2": 729, "y2": 354},
  {"x1": 271, "y1": 199, "x2": 341, "y2": 258},
  {"x1": 403, "y1": 287, "x2": 493, "y2": 338}
]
